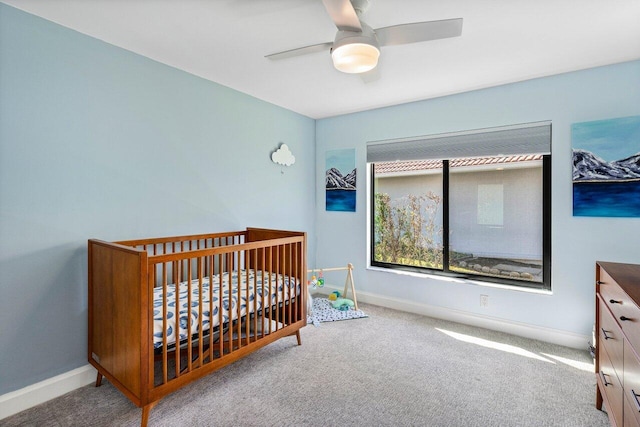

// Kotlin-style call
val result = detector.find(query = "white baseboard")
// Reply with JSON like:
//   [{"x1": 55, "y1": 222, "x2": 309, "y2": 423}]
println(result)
[
  {"x1": 0, "y1": 364, "x2": 97, "y2": 420},
  {"x1": 314, "y1": 287, "x2": 591, "y2": 350}
]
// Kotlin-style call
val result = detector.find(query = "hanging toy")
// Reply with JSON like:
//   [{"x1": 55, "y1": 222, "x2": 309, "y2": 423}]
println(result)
[
  {"x1": 309, "y1": 275, "x2": 318, "y2": 289},
  {"x1": 317, "y1": 270, "x2": 325, "y2": 288}
]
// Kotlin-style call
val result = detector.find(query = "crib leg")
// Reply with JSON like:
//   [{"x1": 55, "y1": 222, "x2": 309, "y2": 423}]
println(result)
[
  {"x1": 141, "y1": 402, "x2": 157, "y2": 427},
  {"x1": 95, "y1": 372, "x2": 103, "y2": 387},
  {"x1": 295, "y1": 330, "x2": 301, "y2": 346}
]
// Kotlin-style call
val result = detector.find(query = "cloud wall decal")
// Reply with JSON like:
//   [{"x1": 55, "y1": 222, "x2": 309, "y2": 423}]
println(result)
[{"x1": 272, "y1": 143, "x2": 295, "y2": 166}]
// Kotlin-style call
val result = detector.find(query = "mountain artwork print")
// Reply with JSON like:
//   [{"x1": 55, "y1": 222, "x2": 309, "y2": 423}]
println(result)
[
  {"x1": 572, "y1": 115, "x2": 640, "y2": 217},
  {"x1": 326, "y1": 148, "x2": 356, "y2": 212}
]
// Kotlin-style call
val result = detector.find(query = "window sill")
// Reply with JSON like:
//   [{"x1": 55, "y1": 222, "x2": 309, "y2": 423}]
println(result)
[{"x1": 366, "y1": 265, "x2": 553, "y2": 295}]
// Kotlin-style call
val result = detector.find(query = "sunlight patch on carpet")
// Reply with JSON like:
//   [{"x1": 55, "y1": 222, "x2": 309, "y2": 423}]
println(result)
[
  {"x1": 436, "y1": 328, "x2": 554, "y2": 363},
  {"x1": 541, "y1": 353, "x2": 594, "y2": 372}
]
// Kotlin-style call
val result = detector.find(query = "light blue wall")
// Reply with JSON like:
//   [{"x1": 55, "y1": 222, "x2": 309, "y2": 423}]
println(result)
[
  {"x1": 0, "y1": 4, "x2": 316, "y2": 395},
  {"x1": 316, "y1": 60, "x2": 640, "y2": 339}
]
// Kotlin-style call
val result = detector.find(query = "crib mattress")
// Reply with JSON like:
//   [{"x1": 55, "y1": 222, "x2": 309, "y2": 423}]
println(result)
[{"x1": 153, "y1": 269, "x2": 298, "y2": 349}]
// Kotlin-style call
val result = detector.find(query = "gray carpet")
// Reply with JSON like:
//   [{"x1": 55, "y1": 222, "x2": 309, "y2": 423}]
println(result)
[{"x1": 2, "y1": 303, "x2": 608, "y2": 427}]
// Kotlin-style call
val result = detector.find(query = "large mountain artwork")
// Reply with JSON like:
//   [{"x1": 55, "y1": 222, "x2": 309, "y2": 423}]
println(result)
[{"x1": 571, "y1": 115, "x2": 640, "y2": 217}]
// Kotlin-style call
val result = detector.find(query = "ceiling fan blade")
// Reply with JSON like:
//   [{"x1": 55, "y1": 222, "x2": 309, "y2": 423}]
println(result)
[
  {"x1": 265, "y1": 41, "x2": 333, "y2": 60},
  {"x1": 321, "y1": 0, "x2": 362, "y2": 32},
  {"x1": 375, "y1": 18, "x2": 463, "y2": 47}
]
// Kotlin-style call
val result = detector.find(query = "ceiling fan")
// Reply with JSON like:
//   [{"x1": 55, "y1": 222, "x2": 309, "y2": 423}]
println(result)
[{"x1": 265, "y1": 0, "x2": 463, "y2": 76}]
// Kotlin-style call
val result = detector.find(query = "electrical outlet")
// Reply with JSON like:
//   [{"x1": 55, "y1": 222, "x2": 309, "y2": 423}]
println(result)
[{"x1": 480, "y1": 294, "x2": 489, "y2": 307}]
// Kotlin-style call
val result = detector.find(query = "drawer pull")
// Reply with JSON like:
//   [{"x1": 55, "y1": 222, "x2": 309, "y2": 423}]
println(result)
[
  {"x1": 600, "y1": 371, "x2": 612, "y2": 387},
  {"x1": 601, "y1": 328, "x2": 613, "y2": 340},
  {"x1": 632, "y1": 389, "x2": 640, "y2": 412},
  {"x1": 620, "y1": 316, "x2": 632, "y2": 321},
  {"x1": 609, "y1": 299, "x2": 622, "y2": 304}
]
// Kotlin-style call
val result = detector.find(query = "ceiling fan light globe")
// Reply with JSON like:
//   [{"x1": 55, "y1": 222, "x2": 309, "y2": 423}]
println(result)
[{"x1": 331, "y1": 42, "x2": 380, "y2": 74}]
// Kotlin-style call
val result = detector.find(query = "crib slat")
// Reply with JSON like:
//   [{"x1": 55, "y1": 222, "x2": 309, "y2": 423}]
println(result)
[
  {"x1": 197, "y1": 257, "x2": 204, "y2": 369},
  {"x1": 292, "y1": 243, "x2": 297, "y2": 323},
  {"x1": 286, "y1": 244, "x2": 290, "y2": 324},
  {"x1": 235, "y1": 249, "x2": 242, "y2": 349},
  {"x1": 291, "y1": 243, "x2": 296, "y2": 323},
  {"x1": 217, "y1": 253, "x2": 224, "y2": 358},
  {"x1": 162, "y1": 263, "x2": 168, "y2": 385},
  {"x1": 174, "y1": 260, "x2": 181, "y2": 379},
  {"x1": 261, "y1": 248, "x2": 266, "y2": 339},
  {"x1": 244, "y1": 264, "x2": 250, "y2": 343},
  {"x1": 293, "y1": 243, "x2": 297, "y2": 322},
  {"x1": 226, "y1": 252, "x2": 233, "y2": 353},
  {"x1": 186, "y1": 259, "x2": 193, "y2": 373},
  {"x1": 269, "y1": 246, "x2": 280, "y2": 333},
  {"x1": 280, "y1": 244, "x2": 285, "y2": 328},
  {"x1": 286, "y1": 243, "x2": 291, "y2": 327},
  {"x1": 208, "y1": 255, "x2": 215, "y2": 363},
  {"x1": 285, "y1": 243, "x2": 291, "y2": 325},
  {"x1": 296, "y1": 242, "x2": 301, "y2": 322},
  {"x1": 251, "y1": 249, "x2": 258, "y2": 344}
]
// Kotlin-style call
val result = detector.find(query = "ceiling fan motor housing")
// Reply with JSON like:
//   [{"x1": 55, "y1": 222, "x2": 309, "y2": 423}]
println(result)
[{"x1": 331, "y1": 22, "x2": 380, "y2": 73}]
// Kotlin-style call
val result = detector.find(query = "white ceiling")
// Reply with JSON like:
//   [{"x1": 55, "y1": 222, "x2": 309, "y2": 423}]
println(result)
[{"x1": 3, "y1": 0, "x2": 640, "y2": 119}]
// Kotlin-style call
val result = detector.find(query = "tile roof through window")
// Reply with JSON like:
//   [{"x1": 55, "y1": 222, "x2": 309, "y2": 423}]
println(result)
[{"x1": 374, "y1": 154, "x2": 543, "y2": 174}]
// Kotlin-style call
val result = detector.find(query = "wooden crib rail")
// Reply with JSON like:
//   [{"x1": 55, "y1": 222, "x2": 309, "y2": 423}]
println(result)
[
  {"x1": 246, "y1": 227, "x2": 306, "y2": 242},
  {"x1": 115, "y1": 230, "x2": 246, "y2": 247},
  {"x1": 116, "y1": 230, "x2": 247, "y2": 258}
]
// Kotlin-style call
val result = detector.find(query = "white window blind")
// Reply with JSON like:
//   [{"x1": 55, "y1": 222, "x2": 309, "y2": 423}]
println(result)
[{"x1": 367, "y1": 121, "x2": 551, "y2": 163}]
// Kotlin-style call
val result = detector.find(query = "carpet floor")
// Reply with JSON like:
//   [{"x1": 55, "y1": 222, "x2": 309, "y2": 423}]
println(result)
[{"x1": 2, "y1": 303, "x2": 609, "y2": 426}]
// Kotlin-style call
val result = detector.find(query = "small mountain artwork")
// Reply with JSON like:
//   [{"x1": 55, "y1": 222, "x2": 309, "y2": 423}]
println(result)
[
  {"x1": 571, "y1": 115, "x2": 640, "y2": 217},
  {"x1": 326, "y1": 148, "x2": 356, "y2": 212}
]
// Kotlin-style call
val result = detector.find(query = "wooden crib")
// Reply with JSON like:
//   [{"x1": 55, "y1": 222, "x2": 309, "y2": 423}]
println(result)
[{"x1": 88, "y1": 228, "x2": 307, "y2": 426}]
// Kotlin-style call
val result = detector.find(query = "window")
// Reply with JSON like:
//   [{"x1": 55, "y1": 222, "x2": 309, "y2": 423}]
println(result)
[{"x1": 369, "y1": 122, "x2": 551, "y2": 290}]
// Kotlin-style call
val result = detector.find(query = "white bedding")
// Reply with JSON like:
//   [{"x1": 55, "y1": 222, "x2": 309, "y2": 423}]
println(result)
[{"x1": 152, "y1": 269, "x2": 298, "y2": 349}]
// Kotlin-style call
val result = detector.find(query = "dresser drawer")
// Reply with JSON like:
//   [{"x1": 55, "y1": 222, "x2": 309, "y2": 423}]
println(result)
[
  {"x1": 598, "y1": 269, "x2": 640, "y2": 352},
  {"x1": 624, "y1": 394, "x2": 640, "y2": 427},
  {"x1": 600, "y1": 342, "x2": 624, "y2": 427},
  {"x1": 624, "y1": 340, "x2": 640, "y2": 425},
  {"x1": 600, "y1": 296, "x2": 625, "y2": 379},
  {"x1": 600, "y1": 266, "x2": 630, "y2": 310}
]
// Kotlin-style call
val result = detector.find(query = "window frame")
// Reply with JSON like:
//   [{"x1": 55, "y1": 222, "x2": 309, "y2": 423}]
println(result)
[{"x1": 369, "y1": 154, "x2": 552, "y2": 291}]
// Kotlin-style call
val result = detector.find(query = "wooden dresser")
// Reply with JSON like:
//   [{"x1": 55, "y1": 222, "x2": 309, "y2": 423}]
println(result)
[{"x1": 596, "y1": 261, "x2": 640, "y2": 427}]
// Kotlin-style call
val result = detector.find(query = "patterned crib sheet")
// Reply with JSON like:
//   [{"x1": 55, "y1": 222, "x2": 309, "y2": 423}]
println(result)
[{"x1": 153, "y1": 269, "x2": 298, "y2": 348}]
